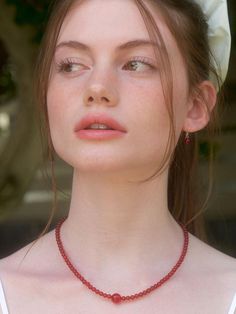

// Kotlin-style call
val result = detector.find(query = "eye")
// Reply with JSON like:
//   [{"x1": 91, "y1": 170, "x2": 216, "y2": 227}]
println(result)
[
  {"x1": 123, "y1": 57, "x2": 156, "y2": 72},
  {"x1": 56, "y1": 58, "x2": 87, "y2": 73}
]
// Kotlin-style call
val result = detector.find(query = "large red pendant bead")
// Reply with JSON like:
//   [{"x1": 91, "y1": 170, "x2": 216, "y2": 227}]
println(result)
[{"x1": 111, "y1": 293, "x2": 122, "y2": 304}]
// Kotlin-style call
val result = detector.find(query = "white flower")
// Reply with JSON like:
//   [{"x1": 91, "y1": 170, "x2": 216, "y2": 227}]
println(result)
[{"x1": 194, "y1": 0, "x2": 231, "y2": 87}]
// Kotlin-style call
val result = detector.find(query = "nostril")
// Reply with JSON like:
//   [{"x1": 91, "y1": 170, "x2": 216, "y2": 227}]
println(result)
[
  {"x1": 101, "y1": 96, "x2": 109, "y2": 102},
  {"x1": 88, "y1": 96, "x2": 109, "y2": 103}
]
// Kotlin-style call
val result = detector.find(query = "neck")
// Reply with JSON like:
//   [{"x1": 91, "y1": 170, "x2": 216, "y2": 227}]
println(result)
[{"x1": 60, "y1": 169, "x2": 184, "y2": 291}]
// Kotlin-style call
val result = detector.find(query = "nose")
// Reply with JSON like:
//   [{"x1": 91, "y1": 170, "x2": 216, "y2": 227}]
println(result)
[{"x1": 83, "y1": 74, "x2": 119, "y2": 107}]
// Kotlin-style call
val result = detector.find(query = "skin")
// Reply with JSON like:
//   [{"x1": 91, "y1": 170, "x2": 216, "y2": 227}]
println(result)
[{"x1": 0, "y1": 1, "x2": 235, "y2": 313}]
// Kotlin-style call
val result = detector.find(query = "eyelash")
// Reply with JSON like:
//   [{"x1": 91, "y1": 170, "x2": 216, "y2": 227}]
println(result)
[
  {"x1": 124, "y1": 57, "x2": 156, "y2": 71},
  {"x1": 55, "y1": 56, "x2": 156, "y2": 74}
]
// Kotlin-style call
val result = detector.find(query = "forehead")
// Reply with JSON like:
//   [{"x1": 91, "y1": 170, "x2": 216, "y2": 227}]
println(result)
[{"x1": 58, "y1": 0, "x2": 173, "y2": 51}]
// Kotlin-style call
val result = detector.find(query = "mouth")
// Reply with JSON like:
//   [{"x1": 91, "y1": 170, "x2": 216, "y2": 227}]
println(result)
[
  {"x1": 74, "y1": 113, "x2": 127, "y2": 133},
  {"x1": 74, "y1": 113, "x2": 127, "y2": 140}
]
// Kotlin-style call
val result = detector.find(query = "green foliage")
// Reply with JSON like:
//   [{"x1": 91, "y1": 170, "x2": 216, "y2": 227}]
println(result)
[
  {"x1": 4, "y1": 0, "x2": 236, "y2": 46},
  {"x1": 5, "y1": 0, "x2": 52, "y2": 42},
  {"x1": 0, "y1": 1, "x2": 52, "y2": 105},
  {"x1": 0, "y1": 64, "x2": 16, "y2": 105},
  {"x1": 199, "y1": 140, "x2": 221, "y2": 160}
]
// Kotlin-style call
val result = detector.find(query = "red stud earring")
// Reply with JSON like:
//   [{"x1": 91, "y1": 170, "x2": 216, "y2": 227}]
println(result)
[{"x1": 184, "y1": 132, "x2": 190, "y2": 144}]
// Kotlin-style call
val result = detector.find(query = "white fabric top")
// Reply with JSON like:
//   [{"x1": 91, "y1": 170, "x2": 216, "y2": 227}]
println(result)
[
  {"x1": 0, "y1": 278, "x2": 235, "y2": 313},
  {"x1": 228, "y1": 293, "x2": 236, "y2": 314},
  {"x1": 0, "y1": 280, "x2": 9, "y2": 314}
]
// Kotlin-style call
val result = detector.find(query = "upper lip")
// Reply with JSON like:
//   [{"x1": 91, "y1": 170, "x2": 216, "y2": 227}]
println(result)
[{"x1": 74, "y1": 113, "x2": 127, "y2": 132}]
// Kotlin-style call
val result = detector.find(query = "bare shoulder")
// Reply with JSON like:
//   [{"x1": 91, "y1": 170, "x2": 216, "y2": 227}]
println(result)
[
  {"x1": 0, "y1": 229, "x2": 76, "y2": 313},
  {"x1": 187, "y1": 232, "x2": 236, "y2": 294},
  {"x1": 0, "y1": 228, "x2": 58, "y2": 282},
  {"x1": 189, "y1": 232, "x2": 236, "y2": 267}
]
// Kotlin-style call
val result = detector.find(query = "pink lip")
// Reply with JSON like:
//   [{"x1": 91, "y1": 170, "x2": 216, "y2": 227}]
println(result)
[
  {"x1": 74, "y1": 113, "x2": 127, "y2": 133},
  {"x1": 76, "y1": 129, "x2": 126, "y2": 140}
]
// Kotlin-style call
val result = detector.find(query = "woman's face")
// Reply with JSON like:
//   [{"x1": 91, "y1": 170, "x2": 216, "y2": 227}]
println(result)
[{"x1": 47, "y1": 0, "x2": 190, "y2": 180}]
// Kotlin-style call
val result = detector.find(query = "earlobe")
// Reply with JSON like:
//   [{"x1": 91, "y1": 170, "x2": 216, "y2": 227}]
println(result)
[{"x1": 183, "y1": 80, "x2": 217, "y2": 133}]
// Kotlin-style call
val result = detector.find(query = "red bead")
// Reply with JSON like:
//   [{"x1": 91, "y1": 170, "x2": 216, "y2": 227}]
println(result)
[
  {"x1": 111, "y1": 293, "x2": 122, "y2": 304},
  {"x1": 185, "y1": 134, "x2": 190, "y2": 144}
]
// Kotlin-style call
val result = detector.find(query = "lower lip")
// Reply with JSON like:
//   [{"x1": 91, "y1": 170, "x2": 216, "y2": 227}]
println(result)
[{"x1": 76, "y1": 129, "x2": 126, "y2": 140}]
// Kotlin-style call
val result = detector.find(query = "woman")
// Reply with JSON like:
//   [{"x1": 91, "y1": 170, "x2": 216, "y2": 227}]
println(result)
[{"x1": 0, "y1": 0, "x2": 235, "y2": 312}]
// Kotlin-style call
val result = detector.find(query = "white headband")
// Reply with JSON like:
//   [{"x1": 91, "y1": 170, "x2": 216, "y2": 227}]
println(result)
[{"x1": 195, "y1": 0, "x2": 231, "y2": 87}]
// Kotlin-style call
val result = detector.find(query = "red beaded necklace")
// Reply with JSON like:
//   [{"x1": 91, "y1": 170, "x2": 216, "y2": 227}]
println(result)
[{"x1": 55, "y1": 217, "x2": 189, "y2": 304}]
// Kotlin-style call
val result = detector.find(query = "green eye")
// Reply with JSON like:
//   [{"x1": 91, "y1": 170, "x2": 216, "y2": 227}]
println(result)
[
  {"x1": 56, "y1": 57, "x2": 87, "y2": 74},
  {"x1": 123, "y1": 57, "x2": 156, "y2": 72},
  {"x1": 57, "y1": 62, "x2": 83, "y2": 73}
]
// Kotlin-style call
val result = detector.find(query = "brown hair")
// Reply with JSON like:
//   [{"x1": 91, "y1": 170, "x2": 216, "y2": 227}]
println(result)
[{"x1": 32, "y1": 0, "x2": 222, "y2": 249}]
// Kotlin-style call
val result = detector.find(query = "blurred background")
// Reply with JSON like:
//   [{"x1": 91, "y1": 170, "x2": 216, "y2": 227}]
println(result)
[{"x1": 0, "y1": 0, "x2": 235, "y2": 258}]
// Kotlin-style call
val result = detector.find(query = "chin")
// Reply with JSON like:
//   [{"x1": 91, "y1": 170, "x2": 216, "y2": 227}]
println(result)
[{"x1": 58, "y1": 152, "x2": 127, "y2": 172}]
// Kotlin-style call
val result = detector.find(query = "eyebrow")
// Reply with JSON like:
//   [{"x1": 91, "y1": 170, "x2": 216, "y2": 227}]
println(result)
[{"x1": 55, "y1": 39, "x2": 160, "y2": 52}]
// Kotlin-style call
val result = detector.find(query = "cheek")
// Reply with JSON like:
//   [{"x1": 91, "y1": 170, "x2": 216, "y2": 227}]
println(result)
[
  {"x1": 123, "y1": 79, "x2": 171, "y2": 157},
  {"x1": 47, "y1": 77, "x2": 81, "y2": 126},
  {"x1": 46, "y1": 80, "x2": 76, "y2": 151},
  {"x1": 122, "y1": 76, "x2": 168, "y2": 120},
  {"x1": 131, "y1": 80, "x2": 170, "y2": 132}
]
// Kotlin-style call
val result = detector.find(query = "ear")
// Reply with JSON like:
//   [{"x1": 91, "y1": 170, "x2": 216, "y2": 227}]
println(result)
[{"x1": 183, "y1": 80, "x2": 217, "y2": 133}]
